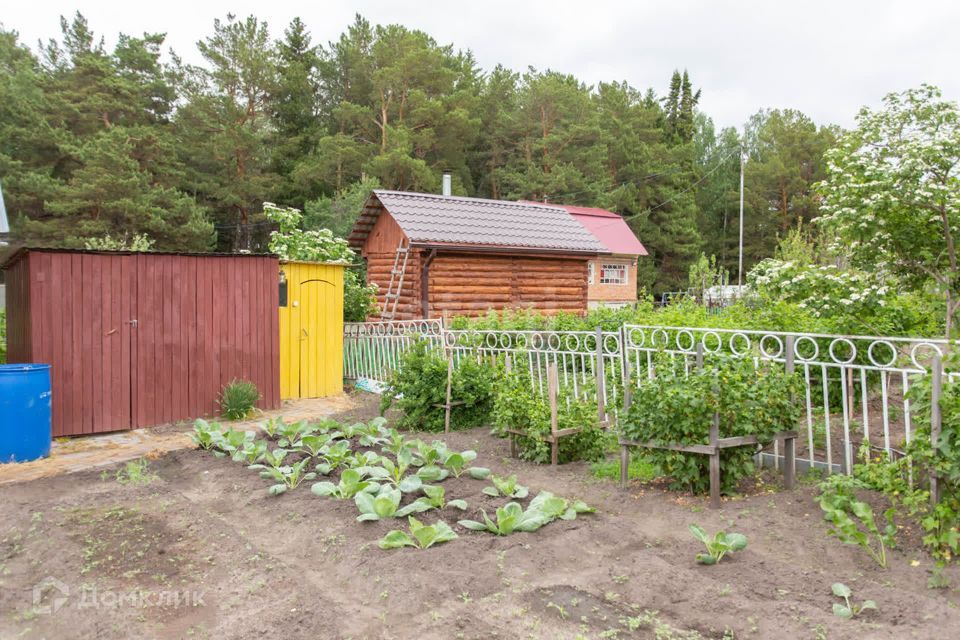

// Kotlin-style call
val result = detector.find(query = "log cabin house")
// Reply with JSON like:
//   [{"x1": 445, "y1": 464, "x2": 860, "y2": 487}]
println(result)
[{"x1": 348, "y1": 190, "x2": 609, "y2": 320}]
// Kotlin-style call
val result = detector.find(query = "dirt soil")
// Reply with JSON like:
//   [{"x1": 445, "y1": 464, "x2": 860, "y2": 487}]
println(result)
[{"x1": 1, "y1": 393, "x2": 959, "y2": 640}]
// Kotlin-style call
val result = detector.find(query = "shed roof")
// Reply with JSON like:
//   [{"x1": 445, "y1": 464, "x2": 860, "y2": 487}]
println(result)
[
  {"x1": 544, "y1": 204, "x2": 647, "y2": 256},
  {"x1": 350, "y1": 190, "x2": 608, "y2": 254}
]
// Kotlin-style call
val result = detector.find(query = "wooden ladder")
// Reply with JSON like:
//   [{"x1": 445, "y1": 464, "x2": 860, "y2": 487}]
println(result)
[{"x1": 381, "y1": 239, "x2": 410, "y2": 320}]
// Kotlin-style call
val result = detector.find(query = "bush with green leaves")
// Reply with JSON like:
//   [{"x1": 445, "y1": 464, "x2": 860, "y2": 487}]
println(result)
[
  {"x1": 379, "y1": 516, "x2": 458, "y2": 550},
  {"x1": 817, "y1": 474, "x2": 897, "y2": 568},
  {"x1": 492, "y1": 367, "x2": 608, "y2": 464},
  {"x1": 380, "y1": 340, "x2": 495, "y2": 432},
  {"x1": 621, "y1": 355, "x2": 802, "y2": 494},
  {"x1": 689, "y1": 524, "x2": 748, "y2": 565},
  {"x1": 219, "y1": 379, "x2": 260, "y2": 420}
]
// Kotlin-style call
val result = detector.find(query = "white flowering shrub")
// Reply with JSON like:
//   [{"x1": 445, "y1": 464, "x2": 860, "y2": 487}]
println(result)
[
  {"x1": 815, "y1": 84, "x2": 960, "y2": 336},
  {"x1": 264, "y1": 202, "x2": 354, "y2": 263},
  {"x1": 264, "y1": 202, "x2": 378, "y2": 320},
  {"x1": 748, "y1": 259, "x2": 892, "y2": 320}
]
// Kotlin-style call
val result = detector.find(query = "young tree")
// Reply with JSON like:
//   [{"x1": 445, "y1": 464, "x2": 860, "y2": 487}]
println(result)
[{"x1": 817, "y1": 85, "x2": 960, "y2": 337}]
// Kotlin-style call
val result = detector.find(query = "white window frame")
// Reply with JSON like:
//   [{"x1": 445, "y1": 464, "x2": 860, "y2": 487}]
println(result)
[{"x1": 599, "y1": 263, "x2": 627, "y2": 285}]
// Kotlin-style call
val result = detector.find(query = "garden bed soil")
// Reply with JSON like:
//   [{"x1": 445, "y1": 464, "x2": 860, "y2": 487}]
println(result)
[{"x1": 1, "y1": 393, "x2": 959, "y2": 639}]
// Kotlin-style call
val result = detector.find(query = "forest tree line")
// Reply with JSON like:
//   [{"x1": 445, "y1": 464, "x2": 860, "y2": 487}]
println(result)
[{"x1": 0, "y1": 12, "x2": 837, "y2": 294}]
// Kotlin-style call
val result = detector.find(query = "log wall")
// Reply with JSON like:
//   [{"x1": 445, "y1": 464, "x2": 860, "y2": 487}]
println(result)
[{"x1": 427, "y1": 253, "x2": 588, "y2": 317}]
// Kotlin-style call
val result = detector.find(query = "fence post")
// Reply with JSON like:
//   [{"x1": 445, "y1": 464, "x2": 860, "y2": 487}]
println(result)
[
  {"x1": 595, "y1": 326, "x2": 606, "y2": 425},
  {"x1": 931, "y1": 354, "x2": 943, "y2": 506},
  {"x1": 620, "y1": 354, "x2": 633, "y2": 490},
  {"x1": 784, "y1": 335, "x2": 796, "y2": 489},
  {"x1": 549, "y1": 362, "x2": 559, "y2": 466},
  {"x1": 695, "y1": 342, "x2": 704, "y2": 369}
]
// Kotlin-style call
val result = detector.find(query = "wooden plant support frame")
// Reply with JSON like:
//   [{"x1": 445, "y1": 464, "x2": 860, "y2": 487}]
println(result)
[
  {"x1": 618, "y1": 341, "x2": 798, "y2": 508},
  {"x1": 432, "y1": 353, "x2": 466, "y2": 433},
  {"x1": 502, "y1": 328, "x2": 609, "y2": 466}
]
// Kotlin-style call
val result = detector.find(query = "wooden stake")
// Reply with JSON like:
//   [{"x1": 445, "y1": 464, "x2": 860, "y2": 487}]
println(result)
[
  {"x1": 709, "y1": 410, "x2": 721, "y2": 509},
  {"x1": 444, "y1": 357, "x2": 453, "y2": 433},
  {"x1": 549, "y1": 362, "x2": 559, "y2": 466},
  {"x1": 620, "y1": 444, "x2": 630, "y2": 489}
]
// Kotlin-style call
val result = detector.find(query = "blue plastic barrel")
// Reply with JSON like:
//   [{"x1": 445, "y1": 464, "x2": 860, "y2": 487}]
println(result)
[{"x1": 0, "y1": 364, "x2": 52, "y2": 463}]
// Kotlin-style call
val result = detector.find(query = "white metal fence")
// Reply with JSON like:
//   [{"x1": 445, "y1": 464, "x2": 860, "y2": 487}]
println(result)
[{"x1": 344, "y1": 320, "x2": 954, "y2": 476}]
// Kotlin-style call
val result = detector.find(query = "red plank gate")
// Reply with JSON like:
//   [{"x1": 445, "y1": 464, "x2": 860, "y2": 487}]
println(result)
[{"x1": 3, "y1": 249, "x2": 280, "y2": 437}]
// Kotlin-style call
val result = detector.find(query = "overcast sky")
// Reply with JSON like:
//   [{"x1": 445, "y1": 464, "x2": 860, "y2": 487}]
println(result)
[{"x1": 5, "y1": 0, "x2": 958, "y2": 130}]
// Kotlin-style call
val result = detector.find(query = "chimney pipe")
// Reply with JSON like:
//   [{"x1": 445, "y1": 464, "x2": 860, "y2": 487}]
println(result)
[{"x1": 442, "y1": 173, "x2": 452, "y2": 197}]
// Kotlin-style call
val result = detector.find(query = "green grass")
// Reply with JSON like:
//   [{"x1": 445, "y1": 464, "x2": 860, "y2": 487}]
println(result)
[{"x1": 591, "y1": 456, "x2": 659, "y2": 482}]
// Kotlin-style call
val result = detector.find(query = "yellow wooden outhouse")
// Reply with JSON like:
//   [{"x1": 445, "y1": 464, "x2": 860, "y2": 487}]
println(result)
[{"x1": 278, "y1": 261, "x2": 345, "y2": 399}]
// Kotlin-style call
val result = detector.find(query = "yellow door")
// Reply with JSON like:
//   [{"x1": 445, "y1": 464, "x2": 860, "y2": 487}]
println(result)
[{"x1": 279, "y1": 262, "x2": 344, "y2": 399}]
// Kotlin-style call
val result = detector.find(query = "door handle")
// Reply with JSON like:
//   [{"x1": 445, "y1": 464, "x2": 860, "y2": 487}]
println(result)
[
  {"x1": 301, "y1": 328, "x2": 309, "y2": 340},
  {"x1": 128, "y1": 319, "x2": 138, "y2": 328}
]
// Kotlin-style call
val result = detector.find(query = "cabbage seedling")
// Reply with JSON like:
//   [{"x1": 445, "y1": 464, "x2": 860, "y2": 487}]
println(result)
[
  {"x1": 259, "y1": 458, "x2": 316, "y2": 495},
  {"x1": 381, "y1": 429, "x2": 410, "y2": 458},
  {"x1": 249, "y1": 448, "x2": 289, "y2": 473},
  {"x1": 380, "y1": 450, "x2": 425, "y2": 492},
  {"x1": 214, "y1": 428, "x2": 255, "y2": 458},
  {"x1": 278, "y1": 420, "x2": 316, "y2": 447},
  {"x1": 259, "y1": 417, "x2": 282, "y2": 438},
  {"x1": 191, "y1": 419, "x2": 222, "y2": 450},
  {"x1": 416, "y1": 465, "x2": 450, "y2": 483},
  {"x1": 442, "y1": 450, "x2": 478, "y2": 477},
  {"x1": 311, "y1": 469, "x2": 379, "y2": 499},
  {"x1": 527, "y1": 491, "x2": 594, "y2": 521},
  {"x1": 458, "y1": 502, "x2": 551, "y2": 535},
  {"x1": 294, "y1": 433, "x2": 336, "y2": 457},
  {"x1": 396, "y1": 485, "x2": 467, "y2": 516},
  {"x1": 482, "y1": 474, "x2": 529, "y2": 499},
  {"x1": 689, "y1": 524, "x2": 748, "y2": 565},
  {"x1": 315, "y1": 440, "x2": 353, "y2": 475},
  {"x1": 831, "y1": 583, "x2": 876, "y2": 618},
  {"x1": 355, "y1": 487, "x2": 403, "y2": 521},
  {"x1": 468, "y1": 467, "x2": 491, "y2": 480},
  {"x1": 235, "y1": 439, "x2": 268, "y2": 464},
  {"x1": 379, "y1": 517, "x2": 458, "y2": 550}
]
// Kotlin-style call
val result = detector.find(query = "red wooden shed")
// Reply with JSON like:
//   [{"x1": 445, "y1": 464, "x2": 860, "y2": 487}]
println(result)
[{"x1": 2, "y1": 248, "x2": 280, "y2": 437}]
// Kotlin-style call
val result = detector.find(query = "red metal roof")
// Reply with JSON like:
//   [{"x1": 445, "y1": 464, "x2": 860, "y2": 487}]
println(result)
[{"x1": 521, "y1": 202, "x2": 647, "y2": 256}]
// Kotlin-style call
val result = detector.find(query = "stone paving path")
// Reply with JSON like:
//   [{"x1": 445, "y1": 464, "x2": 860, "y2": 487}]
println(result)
[{"x1": 0, "y1": 394, "x2": 358, "y2": 486}]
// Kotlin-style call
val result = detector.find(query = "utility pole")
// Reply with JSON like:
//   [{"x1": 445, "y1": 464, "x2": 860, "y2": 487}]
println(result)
[{"x1": 737, "y1": 146, "x2": 745, "y2": 287}]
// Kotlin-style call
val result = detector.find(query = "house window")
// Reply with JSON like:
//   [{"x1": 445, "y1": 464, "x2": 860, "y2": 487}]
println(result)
[
  {"x1": 599, "y1": 263, "x2": 627, "y2": 285},
  {"x1": 587, "y1": 262, "x2": 595, "y2": 285}
]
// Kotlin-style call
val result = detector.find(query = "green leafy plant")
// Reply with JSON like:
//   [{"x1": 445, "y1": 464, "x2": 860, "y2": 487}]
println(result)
[
  {"x1": 458, "y1": 502, "x2": 551, "y2": 535},
  {"x1": 315, "y1": 440, "x2": 353, "y2": 475},
  {"x1": 622, "y1": 355, "x2": 802, "y2": 494},
  {"x1": 311, "y1": 469, "x2": 379, "y2": 499},
  {"x1": 527, "y1": 491, "x2": 595, "y2": 521},
  {"x1": 379, "y1": 517, "x2": 459, "y2": 550},
  {"x1": 355, "y1": 487, "x2": 403, "y2": 521},
  {"x1": 219, "y1": 379, "x2": 260, "y2": 420},
  {"x1": 259, "y1": 417, "x2": 282, "y2": 438},
  {"x1": 235, "y1": 439, "x2": 269, "y2": 464},
  {"x1": 379, "y1": 449, "x2": 427, "y2": 493},
  {"x1": 689, "y1": 524, "x2": 748, "y2": 565},
  {"x1": 257, "y1": 458, "x2": 316, "y2": 495},
  {"x1": 294, "y1": 433, "x2": 337, "y2": 457},
  {"x1": 492, "y1": 367, "x2": 608, "y2": 464},
  {"x1": 249, "y1": 448, "x2": 289, "y2": 472},
  {"x1": 482, "y1": 474, "x2": 529, "y2": 499},
  {"x1": 831, "y1": 583, "x2": 876, "y2": 619},
  {"x1": 277, "y1": 420, "x2": 316, "y2": 447},
  {"x1": 396, "y1": 485, "x2": 467, "y2": 516},
  {"x1": 380, "y1": 340, "x2": 495, "y2": 432},
  {"x1": 213, "y1": 428, "x2": 255, "y2": 458},
  {"x1": 114, "y1": 458, "x2": 157, "y2": 486},
  {"x1": 190, "y1": 419, "x2": 222, "y2": 450},
  {"x1": 817, "y1": 475, "x2": 896, "y2": 568}
]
